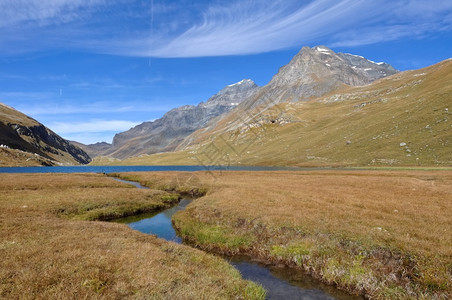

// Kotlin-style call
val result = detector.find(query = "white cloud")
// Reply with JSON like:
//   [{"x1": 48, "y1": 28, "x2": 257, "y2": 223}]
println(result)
[
  {"x1": 112, "y1": 0, "x2": 452, "y2": 57},
  {"x1": 1, "y1": 0, "x2": 451, "y2": 57},
  {"x1": 49, "y1": 119, "x2": 149, "y2": 144},
  {"x1": 50, "y1": 119, "x2": 139, "y2": 134},
  {"x1": 15, "y1": 102, "x2": 171, "y2": 116},
  {"x1": 0, "y1": 0, "x2": 106, "y2": 28},
  {"x1": 126, "y1": 0, "x2": 377, "y2": 57},
  {"x1": 60, "y1": 132, "x2": 113, "y2": 144}
]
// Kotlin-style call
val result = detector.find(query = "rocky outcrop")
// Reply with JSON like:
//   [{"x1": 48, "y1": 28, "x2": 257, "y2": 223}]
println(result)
[
  {"x1": 167, "y1": 55, "x2": 451, "y2": 167},
  {"x1": 84, "y1": 46, "x2": 398, "y2": 160},
  {"x1": 241, "y1": 46, "x2": 398, "y2": 110},
  {"x1": 101, "y1": 79, "x2": 259, "y2": 159}
]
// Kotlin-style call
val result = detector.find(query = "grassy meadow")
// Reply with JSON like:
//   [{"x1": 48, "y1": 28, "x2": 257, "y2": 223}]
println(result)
[
  {"x1": 0, "y1": 173, "x2": 264, "y2": 299},
  {"x1": 114, "y1": 170, "x2": 452, "y2": 299}
]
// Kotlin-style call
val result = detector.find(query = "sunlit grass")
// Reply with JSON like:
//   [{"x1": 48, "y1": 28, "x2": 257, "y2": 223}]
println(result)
[
  {"x1": 0, "y1": 173, "x2": 265, "y2": 299},
  {"x1": 115, "y1": 170, "x2": 452, "y2": 299}
]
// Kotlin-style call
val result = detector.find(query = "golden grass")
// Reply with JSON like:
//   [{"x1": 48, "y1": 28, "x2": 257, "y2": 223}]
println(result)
[
  {"x1": 0, "y1": 103, "x2": 38, "y2": 127},
  {"x1": 89, "y1": 152, "x2": 195, "y2": 166},
  {"x1": 113, "y1": 170, "x2": 452, "y2": 299},
  {"x1": 0, "y1": 173, "x2": 265, "y2": 299}
]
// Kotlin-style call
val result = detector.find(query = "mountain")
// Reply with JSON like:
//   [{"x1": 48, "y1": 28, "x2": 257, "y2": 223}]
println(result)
[
  {"x1": 104, "y1": 55, "x2": 451, "y2": 167},
  {"x1": 176, "y1": 46, "x2": 398, "y2": 148},
  {"x1": 257, "y1": 46, "x2": 397, "y2": 104},
  {"x1": 93, "y1": 79, "x2": 259, "y2": 159},
  {"x1": 70, "y1": 141, "x2": 112, "y2": 159},
  {"x1": 0, "y1": 103, "x2": 91, "y2": 166}
]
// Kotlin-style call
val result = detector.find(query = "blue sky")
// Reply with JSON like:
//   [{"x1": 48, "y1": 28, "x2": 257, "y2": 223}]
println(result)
[{"x1": 0, "y1": 0, "x2": 451, "y2": 144}]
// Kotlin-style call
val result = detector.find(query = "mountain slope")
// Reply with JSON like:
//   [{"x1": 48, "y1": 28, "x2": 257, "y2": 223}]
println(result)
[
  {"x1": 0, "y1": 103, "x2": 91, "y2": 166},
  {"x1": 176, "y1": 46, "x2": 398, "y2": 149},
  {"x1": 111, "y1": 58, "x2": 451, "y2": 167},
  {"x1": 96, "y1": 79, "x2": 259, "y2": 159}
]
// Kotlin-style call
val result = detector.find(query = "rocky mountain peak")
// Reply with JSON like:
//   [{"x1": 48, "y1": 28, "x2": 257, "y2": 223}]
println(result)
[
  {"x1": 179, "y1": 46, "x2": 400, "y2": 139},
  {"x1": 104, "y1": 79, "x2": 259, "y2": 159},
  {"x1": 225, "y1": 79, "x2": 257, "y2": 90},
  {"x1": 202, "y1": 79, "x2": 258, "y2": 107},
  {"x1": 237, "y1": 45, "x2": 400, "y2": 107},
  {"x1": 270, "y1": 45, "x2": 398, "y2": 88},
  {"x1": 85, "y1": 45, "x2": 400, "y2": 160}
]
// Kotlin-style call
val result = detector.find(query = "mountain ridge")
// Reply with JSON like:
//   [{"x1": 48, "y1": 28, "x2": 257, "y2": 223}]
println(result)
[
  {"x1": 88, "y1": 46, "x2": 398, "y2": 160},
  {"x1": 82, "y1": 79, "x2": 260, "y2": 159},
  {"x1": 0, "y1": 103, "x2": 91, "y2": 166},
  {"x1": 175, "y1": 45, "x2": 398, "y2": 149}
]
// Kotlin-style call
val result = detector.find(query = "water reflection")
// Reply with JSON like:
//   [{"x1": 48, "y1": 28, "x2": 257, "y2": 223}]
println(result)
[
  {"x1": 118, "y1": 197, "x2": 361, "y2": 300},
  {"x1": 229, "y1": 256, "x2": 361, "y2": 300},
  {"x1": 116, "y1": 199, "x2": 192, "y2": 243}
]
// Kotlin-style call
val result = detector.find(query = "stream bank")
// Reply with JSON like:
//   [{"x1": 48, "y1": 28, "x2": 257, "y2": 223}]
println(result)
[
  {"x1": 109, "y1": 170, "x2": 452, "y2": 299},
  {"x1": 114, "y1": 177, "x2": 360, "y2": 299}
]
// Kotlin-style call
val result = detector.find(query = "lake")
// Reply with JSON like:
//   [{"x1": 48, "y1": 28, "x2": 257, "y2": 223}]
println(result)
[{"x1": 0, "y1": 165, "x2": 302, "y2": 174}]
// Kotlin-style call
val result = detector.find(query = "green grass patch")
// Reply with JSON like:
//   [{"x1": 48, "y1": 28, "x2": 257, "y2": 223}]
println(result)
[
  {"x1": 57, "y1": 193, "x2": 179, "y2": 221},
  {"x1": 174, "y1": 211, "x2": 254, "y2": 252}
]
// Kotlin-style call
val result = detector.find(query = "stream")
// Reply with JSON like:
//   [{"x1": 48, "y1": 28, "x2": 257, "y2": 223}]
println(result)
[{"x1": 114, "y1": 178, "x2": 361, "y2": 300}]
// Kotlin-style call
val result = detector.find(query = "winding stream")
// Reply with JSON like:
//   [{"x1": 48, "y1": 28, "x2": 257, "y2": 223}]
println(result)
[{"x1": 114, "y1": 178, "x2": 361, "y2": 300}]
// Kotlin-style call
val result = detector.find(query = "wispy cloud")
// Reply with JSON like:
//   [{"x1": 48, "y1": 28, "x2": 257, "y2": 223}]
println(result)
[
  {"x1": 1, "y1": 0, "x2": 452, "y2": 57},
  {"x1": 0, "y1": 0, "x2": 106, "y2": 27},
  {"x1": 0, "y1": 91, "x2": 54, "y2": 101},
  {"x1": 49, "y1": 119, "x2": 141, "y2": 144},
  {"x1": 59, "y1": 132, "x2": 113, "y2": 144},
  {"x1": 138, "y1": 0, "x2": 374, "y2": 57},
  {"x1": 125, "y1": 0, "x2": 452, "y2": 57},
  {"x1": 331, "y1": 1, "x2": 452, "y2": 47},
  {"x1": 0, "y1": 0, "x2": 119, "y2": 55}
]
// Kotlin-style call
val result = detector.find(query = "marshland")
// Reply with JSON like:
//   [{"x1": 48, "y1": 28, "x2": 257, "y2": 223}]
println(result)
[{"x1": 1, "y1": 170, "x2": 451, "y2": 299}]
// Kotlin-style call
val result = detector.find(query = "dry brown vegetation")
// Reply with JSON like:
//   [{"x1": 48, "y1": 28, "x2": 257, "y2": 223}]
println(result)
[
  {"x1": 0, "y1": 148, "x2": 56, "y2": 167},
  {"x1": 114, "y1": 170, "x2": 452, "y2": 299},
  {"x1": 0, "y1": 173, "x2": 264, "y2": 299}
]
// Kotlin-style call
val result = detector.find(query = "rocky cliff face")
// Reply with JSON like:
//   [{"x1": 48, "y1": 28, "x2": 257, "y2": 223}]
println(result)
[
  {"x1": 241, "y1": 46, "x2": 398, "y2": 109},
  {"x1": 101, "y1": 79, "x2": 259, "y2": 159},
  {"x1": 0, "y1": 103, "x2": 91, "y2": 166}
]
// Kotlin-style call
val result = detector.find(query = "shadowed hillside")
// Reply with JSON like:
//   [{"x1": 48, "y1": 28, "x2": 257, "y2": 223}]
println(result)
[{"x1": 0, "y1": 103, "x2": 91, "y2": 166}]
